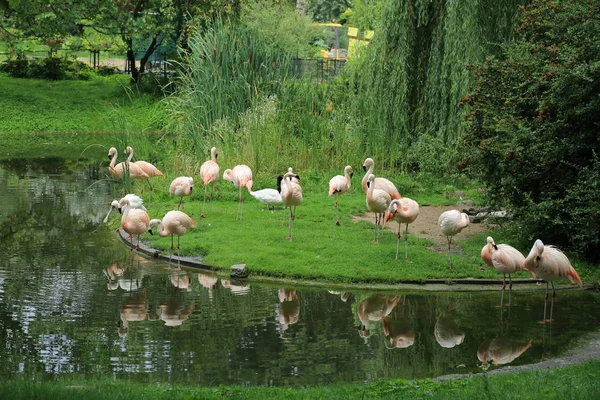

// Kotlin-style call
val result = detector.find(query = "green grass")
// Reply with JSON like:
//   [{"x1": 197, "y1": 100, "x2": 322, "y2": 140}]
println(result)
[
  {"x1": 107, "y1": 170, "x2": 600, "y2": 286},
  {"x1": 1, "y1": 359, "x2": 598, "y2": 399},
  {"x1": 0, "y1": 74, "x2": 164, "y2": 135}
]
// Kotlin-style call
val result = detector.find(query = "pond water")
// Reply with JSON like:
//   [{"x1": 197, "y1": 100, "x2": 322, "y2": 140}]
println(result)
[{"x1": 0, "y1": 159, "x2": 599, "y2": 386}]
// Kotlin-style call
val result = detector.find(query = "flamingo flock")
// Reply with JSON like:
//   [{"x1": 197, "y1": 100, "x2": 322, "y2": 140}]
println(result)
[{"x1": 104, "y1": 148, "x2": 584, "y2": 315}]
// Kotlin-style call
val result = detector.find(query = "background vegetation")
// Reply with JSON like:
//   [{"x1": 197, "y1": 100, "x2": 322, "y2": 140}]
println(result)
[
  {"x1": 462, "y1": 0, "x2": 600, "y2": 261},
  {"x1": 1, "y1": 0, "x2": 598, "y2": 262}
]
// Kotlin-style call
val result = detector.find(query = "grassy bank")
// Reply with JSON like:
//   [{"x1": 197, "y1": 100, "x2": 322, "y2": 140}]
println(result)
[
  {"x1": 0, "y1": 74, "x2": 163, "y2": 136},
  {"x1": 0, "y1": 74, "x2": 165, "y2": 160},
  {"x1": 104, "y1": 169, "x2": 600, "y2": 285},
  {"x1": 1, "y1": 359, "x2": 598, "y2": 399}
]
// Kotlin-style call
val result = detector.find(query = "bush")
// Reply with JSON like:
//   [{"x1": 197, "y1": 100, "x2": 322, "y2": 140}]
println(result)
[
  {"x1": 0, "y1": 57, "x2": 97, "y2": 80},
  {"x1": 462, "y1": 0, "x2": 600, "y2": 261}
]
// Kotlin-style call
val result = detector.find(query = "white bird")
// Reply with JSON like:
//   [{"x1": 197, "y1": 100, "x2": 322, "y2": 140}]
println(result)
[
  {"x1": 438, "y1": 209, "x2": 470, "y2": 268},
  {"x1": 223, "y1": 164, "x2": 253, "y2": 220},
  {"x1": 384, "y1": 198, "x2": 420, "y2": 260},
  {"x1": 118, "y1": 196, "x2": 151, "y2": 250},
  {"x1": 169, "y1": 176, "x2": 194, "y2": 209},
  {"x1": 103, "y1": 194, "x2": 146, "y2": 223},
  {"x1": 149, "y1": 210, "x2": 196, "y2": 252},
  {"x1": 200, "y1": 146, "x2": 220, "y2": 217},
  {"x1": 365, "y1": 174, "x2": 391, "y2": 242},
  {"x1": 247, "y1": 176, "x2": 283, "y2": 210},
  {"x1": 280, "y1": 170, "x2": 303, "y2": 240},
  {"x1": 328, "y1": 165, "x2": 353, "y2": 226}
]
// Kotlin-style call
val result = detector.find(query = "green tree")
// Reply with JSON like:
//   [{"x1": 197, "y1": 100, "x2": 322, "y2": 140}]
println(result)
[
  {"x1": 1, "y1": 0, "x2": 243, "y2": 83},
  {"x1": 462, "y1": 0, "x2": 600, "y2": 260}
]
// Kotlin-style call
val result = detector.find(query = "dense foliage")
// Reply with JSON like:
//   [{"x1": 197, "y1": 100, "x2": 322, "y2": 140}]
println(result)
[
  {"x1": 462, "y1": 0, "x2": 600, "y2": 261},
  {"x1": 0, "y1": 57, "x2": 117, "y2": 79},
  {"x1": 0, "y1": 0, "x2": 242, "y2": 82}
]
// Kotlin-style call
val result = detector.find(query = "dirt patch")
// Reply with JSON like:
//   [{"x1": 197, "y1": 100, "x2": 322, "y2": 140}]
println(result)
[{"x1": 353, "y1": 205, "x2": 487, "y2": 252}]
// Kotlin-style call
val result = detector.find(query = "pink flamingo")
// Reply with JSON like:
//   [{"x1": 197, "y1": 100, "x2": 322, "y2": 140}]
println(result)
[
  {"x1": 384, "y1": 198, "x2": 419, "y2": 260},
  {"x1": 280, "y1": 170, "x2": 303, "y2": 240},
  {"x1": 361, "y1": 158, "x2": 401, "y2": 198},
  {"x1": 149, "y1": 210, "x2": 196, "y2": 252},
  {"x1": 118, "y1": 196, "x2": 151, "y2": 250},
  {"x1": 200, "y1": 146, "x2": 220, "y2": 217},
  {"x1": 438, "y1": 209, "x2": 470, "y2": 268},
  {"x1": 481, "y1": 236, "x2": 534, "y2": 307},
  {"x1": 223, "y1": 164, "x2": 253, "y2": 220},
  {"x1": 169, "y1": 176, "x2": 193, "y2": 209},
  {"x1": 328, "y1": 165, "x2": 353, "y2": 226},
  {"x1": 125, "y1": 146, "x2": 164, "y2": 192},
  {"x1": 524, "y1": 239, "x2": 582, "y2": 323},
  {"x1": 107, "y1": 147, "x2": 149, "y2": 182},
  {"x1": 366, "y1": 174, "x2": 391, "y2": 242}
]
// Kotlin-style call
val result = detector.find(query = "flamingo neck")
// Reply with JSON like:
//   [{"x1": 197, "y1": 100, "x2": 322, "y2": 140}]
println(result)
[
  {"x1": 110, "y1": 152, "x2": 118, "y2": 169},
  {"x1": 362, "y1": 163, "x2": 374, "y2": 192},
  {"x1": 126, "y1": 148, "x2": 133, "y2": 163}
]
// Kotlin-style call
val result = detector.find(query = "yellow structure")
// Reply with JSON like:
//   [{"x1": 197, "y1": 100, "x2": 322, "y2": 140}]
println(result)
[{"x1": 347, "y1": 27, "x2": 374, "y2": 58}]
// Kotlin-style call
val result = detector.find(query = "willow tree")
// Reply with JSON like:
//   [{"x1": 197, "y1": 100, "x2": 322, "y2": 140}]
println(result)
[{"x1": 345, "y1": 0, "x2": 526, "y2": 173}]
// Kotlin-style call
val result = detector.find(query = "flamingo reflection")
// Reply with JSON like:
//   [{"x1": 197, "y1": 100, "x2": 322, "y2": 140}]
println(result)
[
  {"x1": 156, "y1": 298, "x2": 195, "y2": 327},
  {"x1": 198, "y1": 273, "x2": 219, "y2": 299},
  {"x1": 434, "y1": 315, "x2": 465, "y2": 349},
  {"x1": 169, "y1": 270, "x2": 192, "y2": 291},
  {"x1": 221, "y1": 280, "x2": 250, "y2": 295},
  {"x1": 119, "y1": 288, "x2": 150, "y2": 337},
  {"x1": 328, "y1": 290, "x2": 351, "y2": 302},
  {"x1": 278, "y1": 289, "x2": 300, "y2": 332},
  {"x1": 477, "y1": 338, "x2": 532, "y2": 369},
  {"x1": 104, "y1": 262, "x2": 143, "y2": 291},
  {"x1": 382, "y1": 315, "x2": 415, "y2": 349},
  {"x1": 357, "y1": 295, "x2": 402, "y2": 338}
]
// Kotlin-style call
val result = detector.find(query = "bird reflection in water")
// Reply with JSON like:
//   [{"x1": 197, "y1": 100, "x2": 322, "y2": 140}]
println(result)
[
  {"x1": 221, "y1": 280, "x2": 250, "y2": 295},
  {"x1": 119, "y1": 288, "x2": 152, "y2": 337},
  {"x1": 328, "y1": 290, "x2": 351, "y2": 302},
  {"x1": 278, "y1": 288, "x2": 300, "y2": 332},
  {"x1": 104, "y1": 261, "x2": 144, "y2": 292},
  {"x1": 157, "y1": 298, "x2": 195, "y2": 327},
  {"x1": 477, "y1": 338, "x2": 532, "y2": 370},
  {"x1": 356, "y1": 295, "x2": 402, "y2": 339},
  {"x1": 198, "y1": 273, "x2": 219, "y2": 299},
  {"x1": 169, "y1": 269, "x2": 192, "y2": 291},
  {"x1": 382, "y1": 314, "x2": 415, "y2": 349},
  {"x1": 434, "y1": 315, "x2": 465, "y2": 349}
]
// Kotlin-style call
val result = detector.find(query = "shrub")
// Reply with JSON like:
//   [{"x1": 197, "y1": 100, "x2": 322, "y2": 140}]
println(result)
[{"x1": 462, "y1": 0, "x2": 600, "y2": 261}]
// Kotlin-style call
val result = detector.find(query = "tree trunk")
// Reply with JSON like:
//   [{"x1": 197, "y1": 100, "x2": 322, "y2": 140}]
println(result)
[
  {"x1": 126, "y1": 48, "x2": 140, "y2": 84},
  {"x1": 296, "y1": 0, "x2": 307, "y2": 16}
]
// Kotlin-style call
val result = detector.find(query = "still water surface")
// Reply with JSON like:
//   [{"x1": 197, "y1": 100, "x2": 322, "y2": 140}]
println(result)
[{"x1": 0, "y1": 159, "x2": 598, "y2": 386}]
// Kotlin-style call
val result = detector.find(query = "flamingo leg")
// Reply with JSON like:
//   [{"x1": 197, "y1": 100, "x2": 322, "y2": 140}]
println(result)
[
  {"x1": 404, "y1": 224, "x2": 409, "y2": 261},
  {"x1": 170, "y1": 234, "x2": 174, "y2": 250},
  {"x1": 395, "y1": 225, "x2": 401, "y2": 260},
  {"x1": 372, "y1": 213, "x2": 378, "y2": 242},
  {"x1": 201, "y1": 185, "x2": 208, "y2": 217},
  {"x1": 507, "y1": 274, "x2": 513, "y2": 307},
  {"x1": 447, "y1": 236, "x2": 453, "y2": 269},
  {"x1": 548, "y1": 284, "x2": 555, "y2": 323},
  {"x1": 498, "y1": 274, "x2": 505, "y2": 309},
  {"x1": 335, "y1": 196, "x2": 340, "y2": 226}
]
